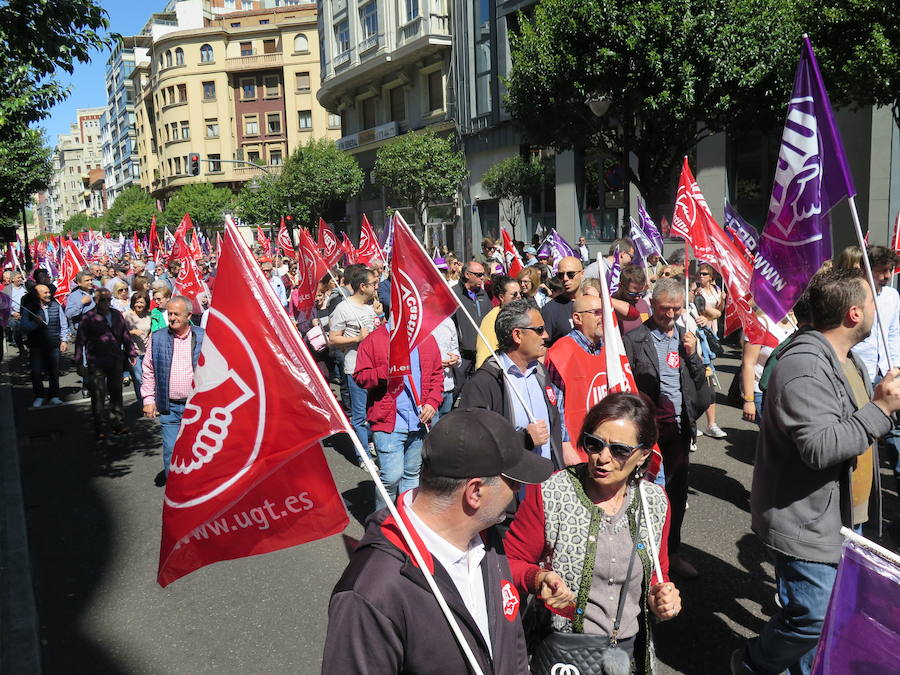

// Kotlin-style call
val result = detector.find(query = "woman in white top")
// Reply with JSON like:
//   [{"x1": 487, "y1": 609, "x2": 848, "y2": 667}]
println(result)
[
  {"x1": 694, "y1": 263, "x2": 726, "y2": 335},
  {"x1": 110, "y1": 281, "x2": 131, "y2": 313}
]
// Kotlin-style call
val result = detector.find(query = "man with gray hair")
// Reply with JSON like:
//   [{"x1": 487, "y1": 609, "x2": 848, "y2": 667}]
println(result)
[
  {"x1": 141, "y1": 295, "x2": 205, "y2": 486},
  {"x1": 65, "y1": 271, "x2": 97, "y2": 327},
  {"x1": 623, "y1": 276, "x2": 710, "y2": 579},
  {"x1": 452, "y1": 260, "x2": 492, "y2": 387},
  {"x1": 459, "y1": 298, "x2": 569, "y2": 473}
]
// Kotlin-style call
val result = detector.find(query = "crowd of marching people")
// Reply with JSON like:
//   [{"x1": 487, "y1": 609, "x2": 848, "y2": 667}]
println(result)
[{"x1": 3, "y1": 222, "x2": 900, "y2": 674}]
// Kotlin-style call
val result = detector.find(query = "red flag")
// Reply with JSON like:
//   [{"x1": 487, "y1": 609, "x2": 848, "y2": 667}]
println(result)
[
  {"x1": 255, "y1": 225, "x2": 272, "y2": 253},
  {"x1": 54, "y1": 240, "x2": 82, "y2": 305},
  {"x1": 149, "y1": 215, "x2": 159, "y2": 259},
  {"x1": 890, "y1": 212, "x2": 900, "y2": 274},
  {"x1": 157, "y1": 217, "x2": 348, "y2": 587},
  {"x1": 173, "y1": 230, "x2": 208, "y2": 311},
  {"x1": 317, "y1": 218, "x2": 341, "y2": 268},
  {"x1": 388, "y1": 214, "x2": 458, "y2": 379},
  {"x1": 671, "y1": 158, "x2": 715, "y2": 262},
  {"x1": 190, "y1": 231, "x2": 203, "y2": 261},
  {"x1": 295, "y1": 228, "x2": 329, "y2": 323},
  {"x1": 175, "y1": 213, "x2": 193, "y2": 241},
  {"x1": 68, "y1": 235, "x2": 88, "y2": 269},
  {"x1": 340, "y1": 232, "x2": 358, "y2": 265},
  {"x1": 215, "y1": 232, "x2": 223, "y2": 259},
  {"x1": 355, "y1": 214, "x2": 384, "y2": 266},
  {"x1": 276, "y1": 217, "x2": 295, "y2": 258},
  {"x1": 501, "y1": 229, "x2": 524, "y2": 277}
]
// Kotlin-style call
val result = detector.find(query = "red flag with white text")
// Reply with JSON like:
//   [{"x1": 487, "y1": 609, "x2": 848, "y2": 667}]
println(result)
[
  {"x1": 173, "y1": 230, "x2": 208, "y2": 311},
  {"x1": 501, "y1": 229, "x2": 524, "y2": 277},
  {"x1": 175, "y1": 213, "x2": 193, "y2": 240},
  {"x1": 317, "y1": 218, "x2": 341, "y2": 268},
  {"x1": 276, "y1": 217, "x2": 295, "y2": 258},
  {"x1": 54, "y1": 240, "x2": 82, "y2": 305},
  {"x1": 356, "y1": 214, "x2": 384, "y2": 266},
  {"x1": 388, "y1": 213, "x2": 458, "y2": 379},
  {"x1": 256, "y1": 225, "x2": 272, "y2": 253},
  {"x1": 149, "y1": 215, "x2": 159, "y2": 260},
  {"x1": 190, "y1": 231, "x2": 203, "y2": 260},
  {"x1": 671, "y1": 158, "x2": 715, "y2": 262},
  {"x1": 295, "y1": 228, "x2": 329, "y2": 323},
  {"x1": 157, "y1": 217, "x2": 348, "y2": 586},
  {"x1": 340, "y1": 232, "x2": 358, "y2": 265}
]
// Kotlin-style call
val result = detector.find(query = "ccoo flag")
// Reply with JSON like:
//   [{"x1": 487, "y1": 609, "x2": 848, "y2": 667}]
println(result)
[
  {"x1": 752, "y1": 36, "x2": 855, "y2": 322},
  {"x1": 158, "y1": 217, "x2": 348, "y2": 586}
]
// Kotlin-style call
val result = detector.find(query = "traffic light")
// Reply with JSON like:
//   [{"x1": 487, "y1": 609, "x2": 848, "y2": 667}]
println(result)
[{"x1": 188, "y1": 152, "x2": 201, "y2": 176}]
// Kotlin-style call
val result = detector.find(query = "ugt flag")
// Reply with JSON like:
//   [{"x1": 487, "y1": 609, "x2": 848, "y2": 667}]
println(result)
[
  {"x1": 158, "y1": 217, "x2": 349, "y2": 586},
  {"x1": 388, "y1": 213, "x2": 458, "y2": 380},
  {"x1": 501, "y1": 228, "x2": 524, "y2": 277},
  {"x1": 753, "y1": 36, "x2": 855, "y2": 322},
  {"x1": 671, "y1": 158, "x2": 716, "y2": 263},
  {"x1": 276, "y1": 217, "x2": 295, "y2": 258},
  {"x1": 317, "y1": 218, "x2": 341, "y2": 268},
  {"x1": 356, "y1": 214, "x2": 384, "y2": 266}
]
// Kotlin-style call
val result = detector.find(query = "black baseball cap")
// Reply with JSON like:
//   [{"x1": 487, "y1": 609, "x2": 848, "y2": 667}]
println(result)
[{"x1": 422, "y1": 408, "x2": 554, "y2": 484}]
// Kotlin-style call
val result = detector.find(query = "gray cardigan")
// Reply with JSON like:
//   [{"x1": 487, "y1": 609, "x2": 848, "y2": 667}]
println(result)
[{"x1": 751, "y1": 330, "x2": 890, "y2": 564}]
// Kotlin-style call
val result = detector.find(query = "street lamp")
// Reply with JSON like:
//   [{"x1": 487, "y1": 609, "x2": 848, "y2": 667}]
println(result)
[{"x1": 588, "y1": 95, "x2": 631, "y2": 231}]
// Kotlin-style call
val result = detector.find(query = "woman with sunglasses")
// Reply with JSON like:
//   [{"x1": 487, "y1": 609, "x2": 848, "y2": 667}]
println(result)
[
  {"x1": 694, "y1": 263, "x2": 726, "y2": 336},
  {"x1": 505, "y1": 392, "x2": 680, "y2": 674}
]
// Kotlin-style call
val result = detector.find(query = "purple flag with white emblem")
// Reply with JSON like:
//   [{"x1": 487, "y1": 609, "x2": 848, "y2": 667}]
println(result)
[
  {"x1": 637, "y1": 199, "x2": 664, "y2": 256},
  {"x1": 629, "y1": 217, "x2": 655, "y2": 267},
  {"x1": 752, "y1": 36, "x2": 856, "y2": 321},
  {"x1": 537, "y1": 229, "x2": 577, "y2": 265},
  {"x1": 723, "y1": 201, "x2": 759, "y2": 256},
  {"x1": 606, "y1": 248, "x2": 621, "y2": 293}
]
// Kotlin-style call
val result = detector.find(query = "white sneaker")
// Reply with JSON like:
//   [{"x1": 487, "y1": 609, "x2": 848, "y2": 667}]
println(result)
[
  {"x1": 706, "y1": 424, "x2": 728, "y2": 439},
  {"x1": 47, "y1": 397, "x2": 63, "y2": 406},
  {"x1": 32, "y1": 398, "x2": 44, "y2": 408}
]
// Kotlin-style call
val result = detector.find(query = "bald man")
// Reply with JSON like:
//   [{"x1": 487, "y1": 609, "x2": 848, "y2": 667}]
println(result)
[
  {"x1": 540, "y1": 256, "x2": 584, "y2": 345},
  {"x1": 19, "y1": 284, "x2": 70, "y2": 407}
]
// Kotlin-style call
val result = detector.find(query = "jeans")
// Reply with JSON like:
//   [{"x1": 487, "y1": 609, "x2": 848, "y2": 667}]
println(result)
[
  {"x1": 333, "y1": 350, "x2": 351, "y2": 412},
  {"x1": 373, "y1": 429, "x2": 425, "y2": 511},
  {"x1": 434, "y1": 390, "x2": 454, "y2": 422},
  {"x1": 159, "y1": 401, "x2": 186, "y2": 476},
  {"x1": 346, "y1": 373, "x2": 370, "y2": 450},
  {"x1": 87, "y1": 361, "x2": 124, "y2": 434},
  {"x1": 6, "y1": 317, "x2": 24, "y2": 351},
  {"x1": 29, "y1": 343, "x2": 60, "y2": 398},
  {"x1": 755, "y1": 391, "x2": 764, "y2": 424},
  {"x1": 130, "y1": 354, "x2": 144, "y2": 399}
]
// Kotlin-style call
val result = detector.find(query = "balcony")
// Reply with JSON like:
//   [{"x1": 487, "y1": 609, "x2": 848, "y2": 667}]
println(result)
[
  {"x1": 225, "y1": 51, "x2": 283, "y2": 72},
  {"x1": 232, "y1": 165, "x2": 284, "y2": 179}
]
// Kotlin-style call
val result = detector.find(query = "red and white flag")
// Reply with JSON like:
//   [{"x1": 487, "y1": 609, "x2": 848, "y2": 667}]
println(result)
[
  {"x1": 355, "y1": 214, "x2": 384, "y2": 266},
  {"x1": 501, "y1": 229, "x2": 524, "y2": 277},
  {"x1": 340, "y1": 232, "x2": 358, "y2": 265},
  {"x1": 157, "y1": 217, "x2": 348, "y2": 587},
  {"x1": 189, "y1": 231, "x2": 202, "y2": 261},
  {"x1": 68, "y1": 235, "x2": 88, "y2": 269},
  {"x1": 317, "y1": 218, "x2": 341, "y2": 268},
  {"x1": 388, "y1": 213, "x2": 458, "y2": 380},
  {"x1": 149, "y1": 215, "x2": 159, "y2": 261},
  {"x1": 276, "y1": 217, "x2": 295, "y2": 258},
  {"x1": 294, "y1": 228, "x2": 329, "y2": 323},
  {"x1": 891, "y1": 212, "x2": 900, "y2": 273},
  {"x1": 2, "y1": 243, "x2": 20, "y2": 271},
  {"x1": 172, "y1": 230, "x2": 208, "y2": 312},
  {"x1": 215, "y1": 232, "x2": 223, "y2": 259},
  {"x1": 256, "y1": 225, "x2": 272, "y2": 253},
  {"x1": 671, "y1": 158, "x2": 715, "y2": 263},
  {"x1": 54, "y1": 240, "x2": 83, "y2": 305},
  {"x1": 175, "y1": 213, "x2": 193, "y2": 241}
]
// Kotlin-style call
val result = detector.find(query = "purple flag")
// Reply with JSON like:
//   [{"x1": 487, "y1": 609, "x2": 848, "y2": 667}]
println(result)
[
  {"x1": 629, "y1": 217, "x2": 656, "y2": 267},
  {"x1": 752, "y1": 36, "x2": 856, "y2": 321},
  {"x1": 537, "y1": 229, "x2": 577, "y2": 262},
  {"x1": 637, "y1": 199, "x2": 664, "y2": 256},
  {"x1": 811, "y1": 539, "x2": 900, "y2": 674},
  {"x1": 0, "y1": 292, "x2": 10, "y2": 328},
  {"x1": 606, "y1": 248, "x2": 621, "y2": 294},
  {"x1": 723, "y1": 201, "x2": 759, "y2": 255}
]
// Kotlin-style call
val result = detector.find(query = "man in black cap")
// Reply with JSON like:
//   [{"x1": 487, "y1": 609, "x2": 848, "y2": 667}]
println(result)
[{"x1": 322, "y1": 408, "x2": 553, "y2": 674}]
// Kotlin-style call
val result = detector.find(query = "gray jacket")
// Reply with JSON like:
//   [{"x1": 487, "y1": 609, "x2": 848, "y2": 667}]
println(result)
[{"x1": 751, "y1": 330, "x2": 889, "y2": 564}]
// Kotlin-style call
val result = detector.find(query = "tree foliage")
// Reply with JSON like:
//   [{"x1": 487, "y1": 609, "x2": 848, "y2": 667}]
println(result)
[
  {"x1": 161, "y1": 183, "x2": 235, "y2": 229},
  {"x1": 62, "y1": 211, "x2": 103, "y2": 234},
  {"x1": 481, "y1": 155, "x2": 544, "y2": 239},
  {"x1": 278, "y1": 138, "x2": 363, "y2": 227},
  {"x1": 374, "y1": 130, "x2": 467, "y2": 228},
  {"x1": 0, "y1": 127, "x2": 52, "y2": 222},
  {"x1": 0, "y1": 0, "x2": 111, "y2": 136},
  {"x1": 236, "y1": 175, "x2": 298, "y2": 226},
  {"x1": 104, "y1": 186, "x2": 157, "y2": 234},
  {"x1": 505, "y1": 0, "x2": 808, "y2": 215}
]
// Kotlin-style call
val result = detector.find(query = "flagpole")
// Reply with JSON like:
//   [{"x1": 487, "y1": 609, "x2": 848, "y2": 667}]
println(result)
[
  {"x1": 848, "y1": 196, "x2": 894, "y2": 370},
  {"x1": 638, "y1": 482, "x2": 665, "y2": 583}
]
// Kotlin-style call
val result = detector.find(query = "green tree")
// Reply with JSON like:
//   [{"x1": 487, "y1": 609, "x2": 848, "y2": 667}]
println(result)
[
  {"x1": 236, "y1": 175, "x2": 299, "y2": 225},
  {"x1": 505, "y1": 0, "x2": 808, "y2": 216},
  {"x1": 62, "y1": 211, "x2": 104, "y2": 234},
  {"x1": 161, "y1": 183, "x2": 235, "y2": 229},
  {"x1": 374, "y1": 130, "x2": 468, "y2": 236},
  {"x1": 481, "y1": 155, "x2": 544, "y2": 240},
  {"x1": 0, "y1": 1, "x2": 111, "y2": 136},
  {"x1": 0, "y1": 127, "x2": 52, "y2": 222},
  {"x1": 105, "y1": 186, "x2": 157, "y2": 233},
  {"x1": 278, "y1": 138, "x2": 363, "y2": 227}
]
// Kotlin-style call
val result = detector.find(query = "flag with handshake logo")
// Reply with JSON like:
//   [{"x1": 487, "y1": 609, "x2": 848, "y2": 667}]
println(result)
[{"x1": 157, "y1": 216, "x2": 348, "y2": 587}]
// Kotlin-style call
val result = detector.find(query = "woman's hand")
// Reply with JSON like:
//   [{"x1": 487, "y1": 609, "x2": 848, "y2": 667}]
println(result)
[
  {"x1": 648, "y1": 582, "x2": 681, "y2": 621},
  {"x1": 535, "y1": 570, "x2": 575, "y2": 611}
]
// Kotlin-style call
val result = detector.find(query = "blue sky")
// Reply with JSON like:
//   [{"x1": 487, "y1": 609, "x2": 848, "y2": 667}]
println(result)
[{"x1": 42, "y1": 1, "x2": 161, "y2": 145}]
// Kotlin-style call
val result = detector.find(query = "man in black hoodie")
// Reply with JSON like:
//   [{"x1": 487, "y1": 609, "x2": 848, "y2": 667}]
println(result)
[{"x1": 322, "y1": 408, "x2": 553, "y2": 674}]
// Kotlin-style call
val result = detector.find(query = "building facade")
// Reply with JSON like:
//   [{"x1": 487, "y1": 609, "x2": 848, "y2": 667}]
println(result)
[{"x1": 131, "y1": 3, "x2": 338, "y2": 203}]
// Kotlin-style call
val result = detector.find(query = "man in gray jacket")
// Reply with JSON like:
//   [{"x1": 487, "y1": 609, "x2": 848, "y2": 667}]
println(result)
[{"x1": 733, "y1": 269, "x2": 900, "y2": 675}]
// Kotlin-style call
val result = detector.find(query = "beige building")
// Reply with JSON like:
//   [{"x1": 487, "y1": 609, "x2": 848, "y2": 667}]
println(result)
[{"x1": 132, "y1": 3, "x2": 340, "y2": 202}]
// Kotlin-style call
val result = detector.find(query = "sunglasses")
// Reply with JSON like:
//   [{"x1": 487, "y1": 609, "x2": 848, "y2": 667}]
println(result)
[
  {"x1": 555, "y1": 270, "x2": 582, "y2": 280},
  {"x1": 699, "y1": 271, "x2": 711, "y2": 276},
  {"x1": 468, "y1": 271, "x2": 485, "y2": 278},
  {"x1": 576, "y1": 308, "x2": 603, "y2": 317},
  {"x1": 582, "y1": 433, "x2": 642, "y2": 461},
  {"x1": 518, "y1": 325, "x2": 545, "y2": 334}
]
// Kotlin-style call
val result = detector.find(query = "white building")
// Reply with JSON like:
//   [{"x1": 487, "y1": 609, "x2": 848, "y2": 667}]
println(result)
[{"x1": 45, "y1": 108, "x2": 106, "y2": 229}]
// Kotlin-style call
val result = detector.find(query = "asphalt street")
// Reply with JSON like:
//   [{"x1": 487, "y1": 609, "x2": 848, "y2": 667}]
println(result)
[{"x1": 6, "y1": 345, "x2": 899, "y2": 674}]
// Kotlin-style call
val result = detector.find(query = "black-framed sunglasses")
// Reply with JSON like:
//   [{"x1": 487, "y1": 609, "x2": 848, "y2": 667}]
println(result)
[
  {"x1": 582, "y1": 433, "x2": 642, "y2": 461},
  {"x1": 518, "y1": 325, "x2": 545, "y2": 334},
  {"x1": 555, "y1": 270, "x2": 582, "y2": 280},
  {"x1": 468, "y1": 271, "x2": 485, "y2": 278}
]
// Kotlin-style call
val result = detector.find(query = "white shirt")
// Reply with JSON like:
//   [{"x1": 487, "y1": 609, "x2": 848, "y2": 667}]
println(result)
[
  {"x1": 403, "y1": 491, "x2": 492, "y2": 656},
  {"x1": 268, "y1": 274, "x2": 288, "y2": 308},
  {"x1": 852, "y1": 285, "x2": 900, "y2": 381},
  {"x1": 432, "y1": 316, "x2": 459, "y2": 393}
]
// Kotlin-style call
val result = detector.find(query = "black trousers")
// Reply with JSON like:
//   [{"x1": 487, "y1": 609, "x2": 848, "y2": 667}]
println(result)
[
  {"x1": 658, "y1": 419, "x2": 691, "y2": 555},
  {"x1": 29, "y1": 343, "x2": 60, "y2": 398}
]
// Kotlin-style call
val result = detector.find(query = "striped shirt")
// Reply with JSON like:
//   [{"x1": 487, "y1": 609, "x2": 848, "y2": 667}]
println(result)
[{"x1": 141, "y1": 329, "x2": 195, "y2": 406}]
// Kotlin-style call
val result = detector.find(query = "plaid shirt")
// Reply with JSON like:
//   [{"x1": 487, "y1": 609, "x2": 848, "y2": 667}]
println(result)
[{"x1": 141, "y1": 329, "x2": 195, "y2": 406}]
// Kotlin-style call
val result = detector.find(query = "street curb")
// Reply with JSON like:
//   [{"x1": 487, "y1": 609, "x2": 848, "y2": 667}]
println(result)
[{"x1": 0, "y1": 366, "x2": 42, "y2": 674}]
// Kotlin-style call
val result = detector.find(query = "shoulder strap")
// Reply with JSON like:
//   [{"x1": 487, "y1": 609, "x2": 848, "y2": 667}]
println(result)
[{"x1": 610, "y1": 505, "x2": 642, "y2": 645}]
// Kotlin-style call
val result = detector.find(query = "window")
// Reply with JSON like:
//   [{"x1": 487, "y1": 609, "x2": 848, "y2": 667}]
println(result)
[
  {"x1": 360, "y1": 2, "x2": 378, "y2": 40},
  {"x1": 294, "y1": 34, "x2": 308, "y2": 52},
  {"x1": 175, "y1": 48, "x2": 184, "y2": 65},
  {"x1": 295, "y1": 71, "x2": 310, "y2": 91},
  {"x1": 267, "y1": 112, "x2": 282, "y2": 134},
  {"x1": 230, "y1": 22, "x2": 241, "y2": 28},
  {"x1": 474, "y1": 0, "x2": 492, "y2": 115},
  {"x1": 203, "y1": 81, "x2": 216, "y2": 99},
  {"x1": 240, "y1": 42, "x2": 253, "y2": 57},
  {"x1": 206, "y1": 119, "x2": 219, "y2": 138},
  {"x1": 180, "y1": 121, "x2": 190, "y2": 140},
  {"x1": 200, "y1": 44, "x2": 213, "y2": 62},
  {"x1": 240, "y1": 78, "x2": 256, "y2": 100},
  {"x1": 328, "y1": 113, "x2": 341, "y2": 129},
  {"x1": 260, "y1": 19, "x2": 269, "y2": 25},
  {"x1": 247, "y1": 149, "x2": 261, "y2": 164},
  {"x1": 208, "y1": 153, "x2": 221, "y2": 172},
  {"x1": 269, "y1": 149, "x2": 283, "y2": 166},
  {"x1": 242, "y1": 0, "x2": 253, "y2": 8},
  {"x1": 264, "y1": 75, "x2": 280, "y2": 98},
  {"x1": 174, "y1": 156, "x2": 182, "y2": 174},
  {"x1": 335, "y1": 20, "x2": 350, "y2": 54},
  {"x1": 244, "y1": 114, "x2": 259, "y2": 135},
  {"x1": 298, "y1": 110, "x2": 312, "y2": 129},
  {"x1": 427, "y1": 70, "x2": 443, "y2": 112},
  {"x1": 406, "y1": 0, "x2": 418, "y2": 21},
  {"x1": 390, "y1": 86, "x2": 406, "y2": 122},
  {"x1": 165, "y1": 50, "x2": 172, "y2": 67},
  {"x1": 263, "y1": 39, "x2": 277, "y2": 54},
  {"x1": 361, "y1": 97, "x2": 376, "y2": 129},
  {"x1": 177, "y1": 83, "x2": 187, "y2": 102},
  {"x1": 224, "y1": 0, "x2": 235, "y2": 8}
]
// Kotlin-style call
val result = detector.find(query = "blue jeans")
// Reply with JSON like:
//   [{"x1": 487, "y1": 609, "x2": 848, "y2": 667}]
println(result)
[
  {"x1": 346, "y1": 373, "x2": 370, "y2": 450},
  {"x1": 373, "y1": 429, "x2": 425, "y2": 511},
  {"x1": 434, "y1": 390, "x2": 454, "y2": 422},
  {"x1": 745, "y1": 548, "x2": 838, "y2": 675},
  {"x1": 130, "y1": 355, "x2": 144, "y2": 399},
  {"x1": 159, "y1": 401, "x2": 186, "y2": 476}
]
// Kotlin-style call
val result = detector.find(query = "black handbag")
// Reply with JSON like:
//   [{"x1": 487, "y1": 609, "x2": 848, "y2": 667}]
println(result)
[{"x1": 530, "y1": 511, "x2": 642, "y2": 675}]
